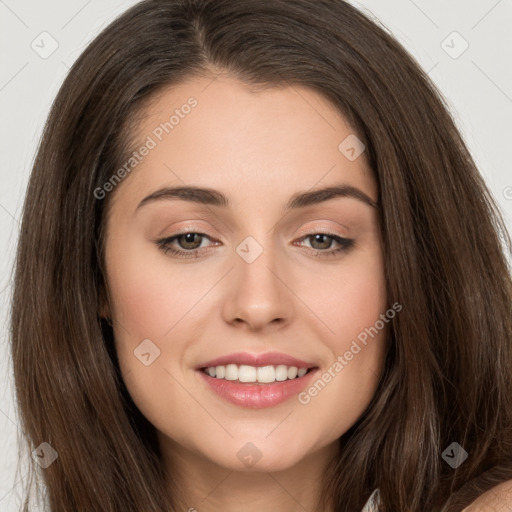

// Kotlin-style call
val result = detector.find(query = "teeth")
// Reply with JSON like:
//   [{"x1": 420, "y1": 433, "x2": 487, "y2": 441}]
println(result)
[
  {"x1": 203, "y1": 364, "x2": 311, "y2": 383},
  {"x1": 225, "y1": 364, "x2": 238, "y2": 381}
]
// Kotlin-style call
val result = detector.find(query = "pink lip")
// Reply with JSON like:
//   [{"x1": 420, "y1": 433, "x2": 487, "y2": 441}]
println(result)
[
  {"x1": 197, "y1": 367, "x2": 319, "y2": 409},
  {"x1": 196, "y1": 351, "x2": 316, "y2": 370}
]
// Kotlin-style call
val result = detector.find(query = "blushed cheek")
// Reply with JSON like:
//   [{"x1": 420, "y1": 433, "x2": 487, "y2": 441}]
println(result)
[
  {"x1": 106, "y1": 243, "x2": 203, "y2": 339},
  {"x1": 336, "y1": 258, "x2": 389, "y2": 404},
  {"x1": 316, "y1": 259, "x2": 387, "y2": 350},
  {"x1": 104, "y1": 252, "x2": 194, "y2": 425}
]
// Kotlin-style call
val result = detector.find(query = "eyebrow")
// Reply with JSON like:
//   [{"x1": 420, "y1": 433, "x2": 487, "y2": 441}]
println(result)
[{"x1": 136, "y1": 184, "x2": 379, "y2": 212}]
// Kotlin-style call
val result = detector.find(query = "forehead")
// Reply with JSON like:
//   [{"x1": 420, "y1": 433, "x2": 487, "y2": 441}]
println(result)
[{"x1": 112, "y1": 75, "x2": 376, "y2": 212}]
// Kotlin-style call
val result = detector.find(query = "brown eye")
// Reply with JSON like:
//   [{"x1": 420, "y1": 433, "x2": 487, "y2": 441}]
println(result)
[
  {"x1": 296, "y1": 233, "x2": 355, "y2": 257},
  {"x1": 175, "y1": 233, "x2": 204, "y2": 250},
  {"x1": 308, "y1": 234, "x2": 335, "y2": 250},
  {"x1": 155, "y1": 231, "x2": 219, "y2": 258}
]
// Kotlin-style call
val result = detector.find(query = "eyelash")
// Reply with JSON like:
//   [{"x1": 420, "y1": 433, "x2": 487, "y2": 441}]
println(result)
[{"x1": 155, "y1": 231, "x2": 355, "y2": 259}]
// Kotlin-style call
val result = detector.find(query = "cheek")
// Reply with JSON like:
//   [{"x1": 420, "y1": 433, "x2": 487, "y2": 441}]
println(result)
[
  {"x1": 103, "y1": 239, "x2": 200, "y2": 428},
  {"x1": 310, "y1": 244, "x2": 388, "y2": 345},
  {"x1": 296, "y1": 243, "x2": 388, "y2": 430},
  {"x1": 104, "y1": 234, "x2": 212, "y2": 338}
]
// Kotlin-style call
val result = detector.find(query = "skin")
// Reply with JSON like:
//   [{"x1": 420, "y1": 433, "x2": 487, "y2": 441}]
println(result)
[
  {"x1": 101, "y1": 74, "x2": 389, "y2": 512},
  {"x1": 462, "y1": 480, "x2": 512, "y2": 511}
]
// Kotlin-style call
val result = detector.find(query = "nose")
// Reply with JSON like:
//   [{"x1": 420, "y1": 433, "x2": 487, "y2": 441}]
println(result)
[{"x1": 221, "y1": 239, "x2": 292, "y2": 332}]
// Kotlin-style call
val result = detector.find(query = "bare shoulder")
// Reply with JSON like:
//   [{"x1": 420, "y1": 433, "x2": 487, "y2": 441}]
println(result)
[{"x1": 462, "y1": 479, "x2": 512, "y2": 511}]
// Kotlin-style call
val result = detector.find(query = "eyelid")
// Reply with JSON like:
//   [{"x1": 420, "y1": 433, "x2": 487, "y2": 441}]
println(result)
[
  {"x1": 293, "y1": 222, "x2": 350, "y2": 239},
  {"x1": 156, "y1": 220, "x2": 220, "y2": 239}
]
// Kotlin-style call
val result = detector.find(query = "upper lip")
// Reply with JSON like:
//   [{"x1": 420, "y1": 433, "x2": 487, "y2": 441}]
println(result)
[{"x1": 196, "y1": 351, "x2": 318, "y2": 370}]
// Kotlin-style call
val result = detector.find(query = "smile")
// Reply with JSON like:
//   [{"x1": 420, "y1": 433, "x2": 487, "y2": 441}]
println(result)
[
  {"x1": 202, "y1": 364, "x2": 312, "y2": 383},
  {"x1": 197, "y1": 365, "x2": 319, "y2": 409}
]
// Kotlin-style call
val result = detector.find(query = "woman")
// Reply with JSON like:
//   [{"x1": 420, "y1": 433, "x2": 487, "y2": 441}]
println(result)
[{"x1": 10, "y1": 0, "x2": 512, "y2": 510}]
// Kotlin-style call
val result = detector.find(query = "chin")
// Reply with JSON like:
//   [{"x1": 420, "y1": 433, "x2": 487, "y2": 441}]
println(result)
[{"x1": 208, "y1": 444, "x2": 306, "y2": 473}]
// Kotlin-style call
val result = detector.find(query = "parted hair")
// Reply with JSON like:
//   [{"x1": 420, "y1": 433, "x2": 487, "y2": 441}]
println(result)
[{"x1": 10, "y1": 0, "x2": 512, "y2": 510}]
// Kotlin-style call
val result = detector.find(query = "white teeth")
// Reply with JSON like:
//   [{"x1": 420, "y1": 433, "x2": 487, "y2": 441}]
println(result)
[
  {"x1": 238, "y1": 365, "x2": 257, "y2": 383},
  {"x1": 275, "y1": 364, "x2": 288, "y2": 381},
  {"x1": 257, "y1": 366, "x2": 276, "y2": 383},
  {"x1": 225, "y1": 364, "x2": 238, "y2": 381},
  {"x1": 215, "y1": 365, "x2": 225, "y2": 379},
  {"x1": 203, "y1": 364, "x2": 312, "y2": 383},
  {"x1": 287, "y1": 366, "x2": 298, "y2": 379}
]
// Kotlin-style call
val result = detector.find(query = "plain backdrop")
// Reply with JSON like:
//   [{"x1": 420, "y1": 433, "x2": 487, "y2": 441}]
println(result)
[{"x1": 1, "y1": 0, "x2": 511, "y2": 510}]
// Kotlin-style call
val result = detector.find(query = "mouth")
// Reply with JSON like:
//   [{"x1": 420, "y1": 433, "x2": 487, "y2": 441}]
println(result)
[
  {"x1": 199, "y1": 363, "x2": 317, "y2": 385},
  {"x1": 196, "y1": 363, "x2": 320, "y2": 409}
]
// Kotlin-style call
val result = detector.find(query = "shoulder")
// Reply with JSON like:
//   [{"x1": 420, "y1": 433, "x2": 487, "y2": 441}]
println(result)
[{"x1": 462, "y1": 479, "x2": 512, "y2": 511}]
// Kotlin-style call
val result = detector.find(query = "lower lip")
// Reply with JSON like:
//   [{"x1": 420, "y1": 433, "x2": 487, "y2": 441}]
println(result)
[{"x1": 197, "y1": 368, "x2": 319, "y2": 409}]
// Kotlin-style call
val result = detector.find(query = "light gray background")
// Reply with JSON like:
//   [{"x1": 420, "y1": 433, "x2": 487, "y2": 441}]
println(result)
[{"x1": 1, "y1": 0, "x2": 511, "y2": 509}]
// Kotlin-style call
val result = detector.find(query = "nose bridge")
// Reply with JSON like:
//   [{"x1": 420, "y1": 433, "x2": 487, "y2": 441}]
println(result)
[
  {"x1": 224, "y1": 232, "x2": 291, "y2": 329},
  {"x1": 235, "y1": 233, "x2": 283, "y2": 295}
]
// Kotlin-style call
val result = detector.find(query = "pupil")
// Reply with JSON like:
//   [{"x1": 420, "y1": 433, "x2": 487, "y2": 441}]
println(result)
[
  {"x1": 313, "y1": 234, "x2": 330, "y2": 249},
  {"x1": 182, "y1": 233, "x2": 200, "y2": 248}
]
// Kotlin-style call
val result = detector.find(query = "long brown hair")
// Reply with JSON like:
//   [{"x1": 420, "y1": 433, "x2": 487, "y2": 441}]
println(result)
[{"x1": 10, "y1": 1, "x2": 512, "y2": 510}]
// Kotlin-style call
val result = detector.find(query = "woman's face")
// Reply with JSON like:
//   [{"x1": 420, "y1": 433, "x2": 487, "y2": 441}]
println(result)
[{"x1": 102, "y1": 75, "x2": 388, "y2": 474}]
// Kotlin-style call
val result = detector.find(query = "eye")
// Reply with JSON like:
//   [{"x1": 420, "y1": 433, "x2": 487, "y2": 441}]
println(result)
[
  {"x1": 155, "y1": 232, "x2": 216, "y2": 258},
  {"x1": 155, "y1": 231, "x2": 355, "y2": 259},
  {"x1": 295, "y1": 233, "x2": 355, "y2": 257}
]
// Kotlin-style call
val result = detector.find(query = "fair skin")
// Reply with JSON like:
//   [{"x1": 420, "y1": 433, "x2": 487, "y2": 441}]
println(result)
[
  {"x1": 101, "y1": 74, "x2": 388, "y2": 512},
  {"x1": 462, "y1": 479, "x2": 512, "y2": 511}
]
